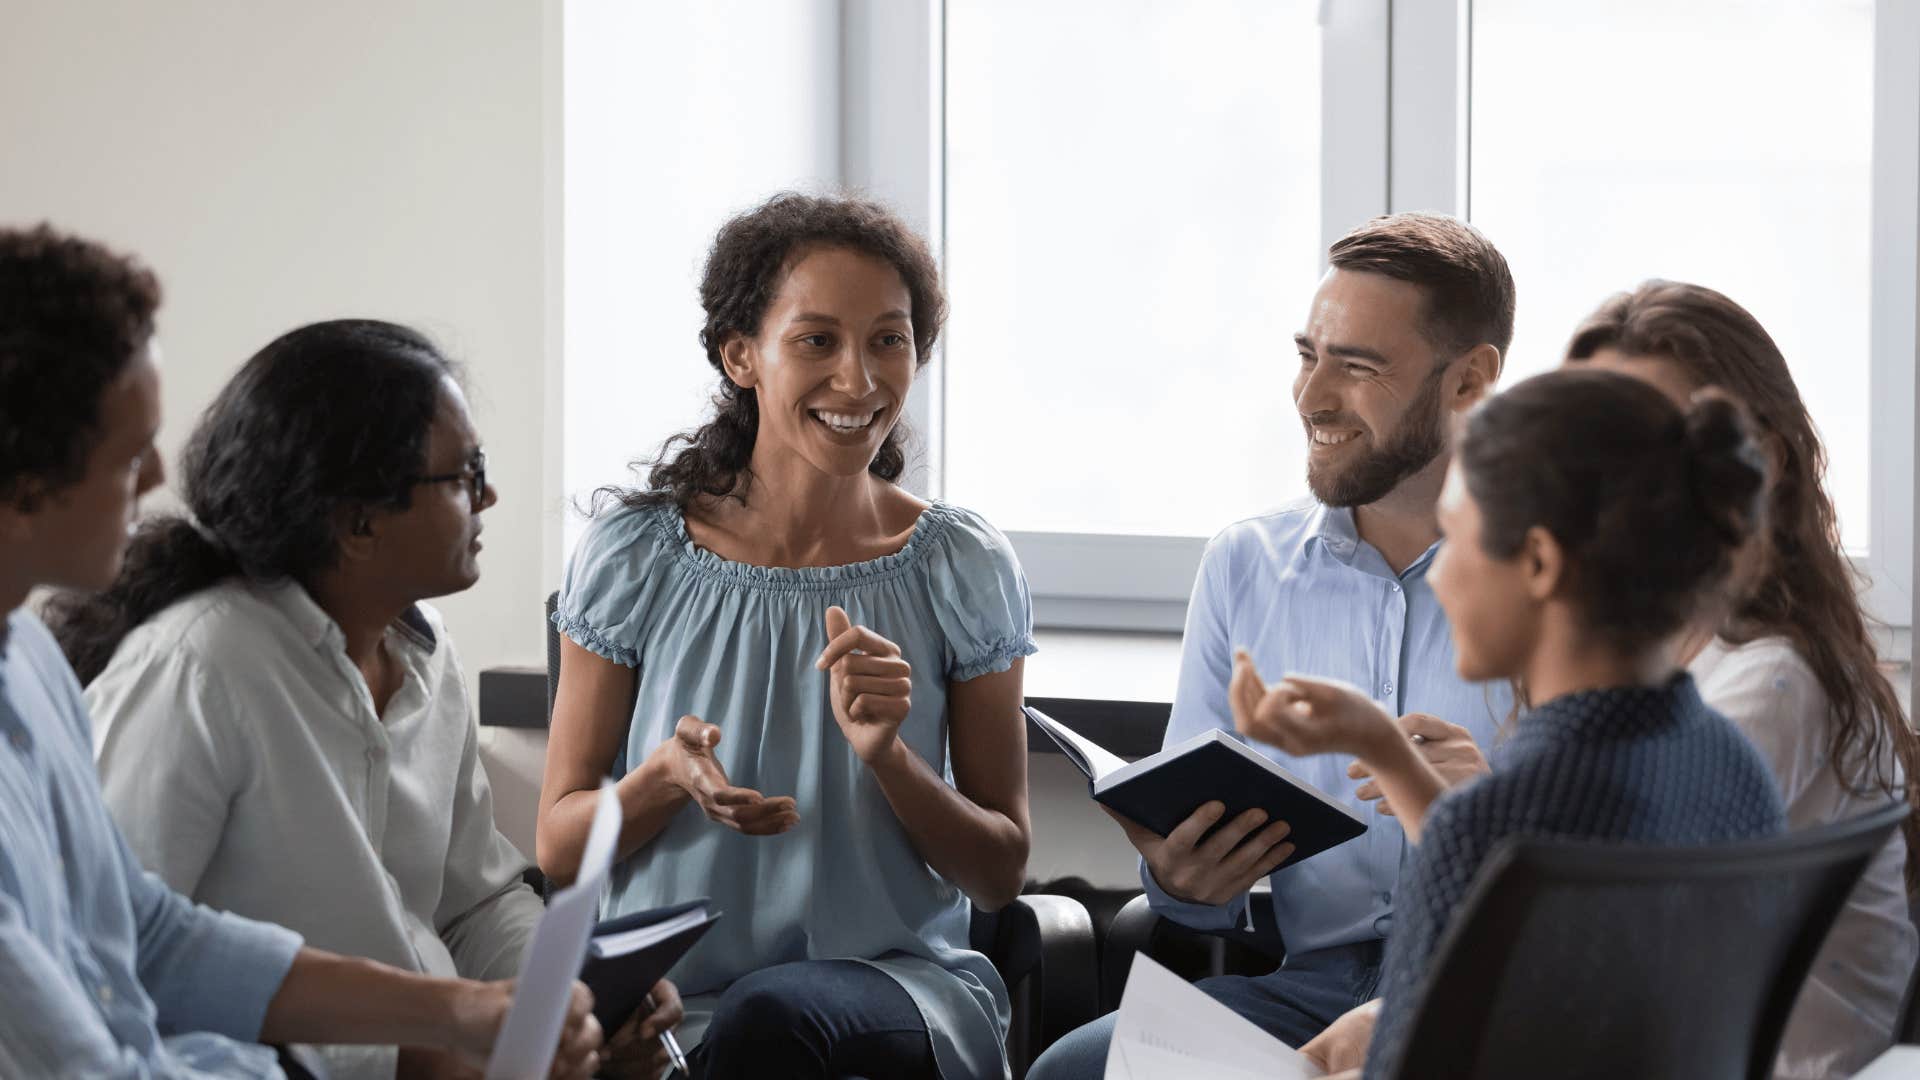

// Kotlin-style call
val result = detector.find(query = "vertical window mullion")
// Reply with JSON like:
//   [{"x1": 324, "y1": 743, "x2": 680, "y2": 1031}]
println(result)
[
  {"x1": 1872, "y1": 0, "x2": 1919, "y2": 640},
  {"x1": 1386, "y1": 0, "x2": 1470, "y2": 216},
  {"x1": 842, "y1": 0, "x2": 945, "y2": 499}
]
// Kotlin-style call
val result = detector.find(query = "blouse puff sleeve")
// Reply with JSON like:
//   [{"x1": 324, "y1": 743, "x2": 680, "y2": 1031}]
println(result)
[
  {"x1": 919, "y1": 506, "x2": 1038, "y2": 683},
  {"x1": 552, "y1": 504, "x2": 672, "y2": 670}
]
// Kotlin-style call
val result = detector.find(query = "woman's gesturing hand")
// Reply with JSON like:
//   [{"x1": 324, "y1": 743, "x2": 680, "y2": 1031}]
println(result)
[
  {"x1": 817, "y1": 605, "x2": 913, "y2": 765},
  {"x1": 1229, "y1": 651, "x2": 1401, "y2": 761},
  {"x1": 653, "y1": 715, "x2": 798, "y2": 835}
]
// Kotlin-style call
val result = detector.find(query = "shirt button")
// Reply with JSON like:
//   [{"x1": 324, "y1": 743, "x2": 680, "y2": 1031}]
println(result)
[
  {"x1": 1382, "y1": 681, "x2": 1395, "y2": 696},
  {"x1": 1390, "y1": 582, "x2": 1401, "y2": 593},
  {"x1": 97, "y1": 984, "x2": 113, "y2": 1004}
]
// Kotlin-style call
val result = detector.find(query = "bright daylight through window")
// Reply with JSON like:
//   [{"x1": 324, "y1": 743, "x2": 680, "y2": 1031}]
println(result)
[{"x1": 943, "y1": 0, "x2": 1324, "y2": 538}]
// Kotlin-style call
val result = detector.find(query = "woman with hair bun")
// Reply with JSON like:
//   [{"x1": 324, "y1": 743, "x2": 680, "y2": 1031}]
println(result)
[
  {"x1": 1230, "y1": 368, "x2": 1788, "y2": 1078},
  {"x1": 47, "y1": 319, "x2": 679, "y2": 1080},
  {"x1": 537, "y1": 193, "x2": 1034, "y2": 1080}
]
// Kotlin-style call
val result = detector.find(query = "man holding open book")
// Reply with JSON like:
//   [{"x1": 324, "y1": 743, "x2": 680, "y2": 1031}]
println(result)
[{"x1": 1028, "y1": 213, "x2": 1518, "y2": 1079}]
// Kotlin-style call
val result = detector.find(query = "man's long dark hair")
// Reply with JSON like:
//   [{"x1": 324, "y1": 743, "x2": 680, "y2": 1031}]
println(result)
[{"x1": 45, "y1": 319, "x2": 455, "y2": 684}]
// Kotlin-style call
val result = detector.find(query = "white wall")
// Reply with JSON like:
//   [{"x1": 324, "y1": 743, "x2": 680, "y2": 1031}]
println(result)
[{"x1": 0, "y1": 0, "x2": 555, "y2": 683}]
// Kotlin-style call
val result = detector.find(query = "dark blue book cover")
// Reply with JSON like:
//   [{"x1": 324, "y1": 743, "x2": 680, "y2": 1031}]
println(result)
[
  {"x1": 579, "y1": 900, "x2": 720, "y2": 1033},
  {"x1": 1027, "y1": 707, "x2": 1367, "y2": 867}
]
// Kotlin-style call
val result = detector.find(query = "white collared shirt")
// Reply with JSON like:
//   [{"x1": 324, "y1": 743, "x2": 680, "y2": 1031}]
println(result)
[
  {"x1": 89, "y1": 579, "x2": 542, "y2": 1080},
  {"x1": 1692, "y1": 636, "x2": 1917, "y2": 1080}
]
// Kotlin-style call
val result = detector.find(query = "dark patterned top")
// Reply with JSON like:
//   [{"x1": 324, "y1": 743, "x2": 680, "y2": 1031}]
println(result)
[{"x1": 1364, "y1": 674, "x2": 1787, "y2": 1078}]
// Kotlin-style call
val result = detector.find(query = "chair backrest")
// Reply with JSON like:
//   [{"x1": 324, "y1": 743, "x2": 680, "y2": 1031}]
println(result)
[
  {"x1": 1391, "y1": 803, "x2": 1907, "y2": 1080},
  {"x1": 545, "y1": 589, "x2": 561, "y2": 720},
  {"x1": 1900, "y1": 892, "x2": 1920, "y2": 1043}
]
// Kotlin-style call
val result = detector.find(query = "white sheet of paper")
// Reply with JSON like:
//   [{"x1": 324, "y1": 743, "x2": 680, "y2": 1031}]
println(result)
[
  {"x1": 485, "y1": 781, "x2": 621, "y2": 1080},
  {"x1": 1852, "y1": 1045, "x2": 1920, "y2": 1079},
  {"x1": 1104, "y1": 952, "x2": 1324, "y2": 1080}
]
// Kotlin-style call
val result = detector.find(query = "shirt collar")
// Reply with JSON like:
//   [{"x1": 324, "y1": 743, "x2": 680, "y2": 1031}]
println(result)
[
  {"x1": 259, "y1": 581, "x2": 437, "y2": 657},
  {"x1": 1303, "y1": 501, "x2": 1442, "y2": 579}
]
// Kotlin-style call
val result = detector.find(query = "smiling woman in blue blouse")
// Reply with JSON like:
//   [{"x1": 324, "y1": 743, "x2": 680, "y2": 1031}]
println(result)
[
  {"x1": 1232, "y1": 368, "x2": 1790, "y2": 1079},
  {"x1": 537, "y1": 194, "x2": 1035, "y2": 1080}
]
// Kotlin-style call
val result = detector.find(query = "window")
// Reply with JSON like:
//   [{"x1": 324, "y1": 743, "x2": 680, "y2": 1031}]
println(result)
[
  {"x1": 920, "y1": 0, "x2": 1914, "y2": 636},
  {"x1": 942, "y1": 0, "x2": 1324, "y2": 537},
  {"x1": 1470, "y1": 0, "x2": 1875, "y2": 549},
  {"x1": 562, "y1": 2, "x2": 1918, "y2": 641}
]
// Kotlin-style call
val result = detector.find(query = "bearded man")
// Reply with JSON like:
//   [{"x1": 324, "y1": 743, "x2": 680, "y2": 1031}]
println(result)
[{"x1": 1029, "y1": 213, "x2": 1519, "y2": 1079}]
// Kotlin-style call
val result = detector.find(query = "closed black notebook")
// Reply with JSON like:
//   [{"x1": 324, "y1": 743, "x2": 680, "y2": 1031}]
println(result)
[
  {"x1": 579, "y1": 899, "x2": 721, "y2": 1034},
  {"x1": 1025, "y1": 706, "x2": 1366, "y2": 867}
]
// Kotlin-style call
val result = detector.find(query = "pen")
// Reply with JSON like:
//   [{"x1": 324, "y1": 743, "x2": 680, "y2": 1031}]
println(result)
[{"x1": 645, "y1": 992, "x2": 689, "y2": 1077}]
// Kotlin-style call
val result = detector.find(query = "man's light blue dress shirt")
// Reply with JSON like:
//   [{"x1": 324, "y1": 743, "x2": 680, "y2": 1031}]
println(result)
[
  {"x1": 0, "y1": 610, "x2": 303, "y2": 1078},
  {"x1": 1143, "y1": 500, "x2": 1512, "y2": 954}
]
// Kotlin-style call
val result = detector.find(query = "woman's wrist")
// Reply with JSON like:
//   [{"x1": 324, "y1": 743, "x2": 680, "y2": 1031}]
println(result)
[
  {"x1": 862, "y1": 731, "x2": 913, "y2": 775},
  {"x1": 1356, "y1": 717, "x2": 1418, "y2": 777},
  {"x1": 633, "y1": 740, "x2": 692, "y2": 807}
]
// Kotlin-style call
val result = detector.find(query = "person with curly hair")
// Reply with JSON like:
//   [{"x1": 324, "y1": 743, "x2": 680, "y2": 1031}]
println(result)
[
  {"x1": 537, "y1": 193, "x2": 1035, "y2": 1080},
  {"x1": 46, "y1": 317, "x2": 681, "y2": 1080},
  {"x1": 0, "y1": 224, "x2": 602, "y2": 1079}
]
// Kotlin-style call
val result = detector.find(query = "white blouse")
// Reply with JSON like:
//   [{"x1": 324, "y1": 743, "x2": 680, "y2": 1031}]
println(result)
[
  {"x1": 1691, "y1": 636, "x2": 1916, "y2": 1079},
  {"x1": 89, "y1": 580, "x2": 543, "y2": 1080}
]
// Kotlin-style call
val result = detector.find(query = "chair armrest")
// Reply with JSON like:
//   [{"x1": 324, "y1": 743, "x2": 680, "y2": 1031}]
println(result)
[{"x1": 976, "y1": 894, "x2": 1100, "y2": 1077}]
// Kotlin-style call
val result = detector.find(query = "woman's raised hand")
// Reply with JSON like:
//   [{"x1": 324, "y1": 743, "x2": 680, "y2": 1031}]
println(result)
[
  {"x1": 654, "y1": 715, "x2": 798, "y2": 835},
  {"x1": 817, "y1": 605, "x2": 913, "y2": 765},
  {"x1": 1229, "y1": 650, "x2": 1400, "y2": 761}
]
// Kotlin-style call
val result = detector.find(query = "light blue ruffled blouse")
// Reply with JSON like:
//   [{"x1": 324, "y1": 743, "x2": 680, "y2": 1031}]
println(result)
[{"x1": 553, "y1": 499, "x2": 1037, "y2": 1080}]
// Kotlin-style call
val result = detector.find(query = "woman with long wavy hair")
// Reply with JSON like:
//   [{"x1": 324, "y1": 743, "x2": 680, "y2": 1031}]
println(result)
[{"x1": 1567, "y1": 281, "x2": 1918, "y2": 1078}]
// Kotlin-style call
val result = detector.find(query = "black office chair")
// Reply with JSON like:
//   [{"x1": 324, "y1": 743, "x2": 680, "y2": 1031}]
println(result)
[
  {"x1": 1898, "y1": 892, "x2": 1920, "y2": 1043},
  {"x1": 1380, "y1": 804, "x2": 1906, "y2": 1080},
  {"x1": 542, "y1": 592, "x2": 1101, "y2": 1075}
]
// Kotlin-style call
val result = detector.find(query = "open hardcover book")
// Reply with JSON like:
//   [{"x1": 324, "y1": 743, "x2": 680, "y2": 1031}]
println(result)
[{"x1": 1025, "y1": 705, "x2": 1366, "y2": 868}]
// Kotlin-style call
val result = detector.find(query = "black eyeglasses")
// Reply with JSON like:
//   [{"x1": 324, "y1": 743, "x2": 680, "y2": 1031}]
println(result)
[{"x1": 410, "y1": 450, "x2": 487, "y2": 506}]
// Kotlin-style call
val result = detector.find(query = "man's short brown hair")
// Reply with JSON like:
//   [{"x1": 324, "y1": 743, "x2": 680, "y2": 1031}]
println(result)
[{"x1": 1328, "y1": 212, "x2": 1515, "y2": 360}]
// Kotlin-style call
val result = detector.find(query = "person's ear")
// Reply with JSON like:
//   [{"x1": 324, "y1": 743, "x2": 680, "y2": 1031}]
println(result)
[
  {"x1": 1520, "y1": 524, "x2": 1566, "y2": 603},
  {"x1": 335, "y1": 505, "x2": 378, "y2": 564},
  {"x1": 1451, "y1": 344, "x2": 1502, "y2": 413},
  {"x1": 718, "y1": 332, "x2": 758, "y2": 391}
]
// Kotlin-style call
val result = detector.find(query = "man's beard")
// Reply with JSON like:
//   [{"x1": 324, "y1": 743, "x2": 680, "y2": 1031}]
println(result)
[{"x1": 1306, "y1": 365, "x2": 1449, "y2": 508}]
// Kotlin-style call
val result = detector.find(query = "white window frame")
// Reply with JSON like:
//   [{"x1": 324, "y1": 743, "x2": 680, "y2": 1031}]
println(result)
[{"x1": 851, "y1": 0, "x2": 1917, "y2": 650}]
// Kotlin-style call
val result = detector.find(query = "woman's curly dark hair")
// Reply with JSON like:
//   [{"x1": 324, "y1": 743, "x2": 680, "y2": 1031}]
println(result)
[
  {"x1": 602, "y1": 192, "x2": 946, "y2": 511},
  {"x1": 44, "y1": 319, "x2": 457, "y2": 684},
  {"x1": 0, "y1": 224, "x2": 161, "y2": 509}
]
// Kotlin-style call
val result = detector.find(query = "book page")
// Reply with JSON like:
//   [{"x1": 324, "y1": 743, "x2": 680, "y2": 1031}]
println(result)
[
  {"x1": 485, "y1": 781, "x2": 620, "y2": 1080},
  {"x1": 1025, "y1": 705, "x2": 1129, "y2": 781},
  {"x1": 1104, "y1": 953, "x2": 1323, "y2": 1080}
]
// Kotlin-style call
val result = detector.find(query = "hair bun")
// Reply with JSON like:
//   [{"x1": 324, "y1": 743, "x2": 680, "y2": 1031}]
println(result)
[{"x1": 1683, "y1": 389, "x2": 1768, "y2": 552}]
